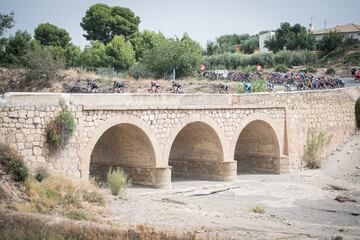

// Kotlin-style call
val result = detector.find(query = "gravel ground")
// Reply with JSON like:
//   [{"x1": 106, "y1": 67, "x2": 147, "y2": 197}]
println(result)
[{"x1": 102, "y1": 133, "x2": 360, "y2": 240}]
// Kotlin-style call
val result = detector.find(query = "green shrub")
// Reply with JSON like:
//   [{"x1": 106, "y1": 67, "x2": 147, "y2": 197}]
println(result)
[
  {"x1": 304, "y1": 129, "x2": 332, "y2": 169},
  {"x1": 274, "y1": 64, "x2": 288, "y2": 72},
  {"x1": 202, "y1": 50, "x2": 316, "y2": 70},
  {"x1": 241, "y1": 65, "x2": 257, "y2": 72},
  {"x1": 107, "y1": 167, "x2": 128, "y2": 196},
  {"x1": 0, "y1": 143, "x2": 29, "y2": 181},
  {"x1": 34, "y1": 166, "x2": 50, "y2": 182},
  {"x1": 251, "y1": 79, "x2": 267, "y2": 92},
  {"x1": 9, "y1": 160, "x2": 29, "y2": 181},
  {"x1": 128, "y1": 62, "x2": 154, "y2": 80},
  {"x1": 325, "y1": 67, "x2": 336, "y2": 75},
  {"x1": 45, "y1": 105, "x2": 75, "y2": 150},
  {"x1": 304, "y1": 66, "x2": 317, "y2": 73},
  {"x1": 356, "y1": 97, "x2": 360, "y2": 128},
  {"x1": 344, "y1": 51, "x2": 360, "y2": 64}
]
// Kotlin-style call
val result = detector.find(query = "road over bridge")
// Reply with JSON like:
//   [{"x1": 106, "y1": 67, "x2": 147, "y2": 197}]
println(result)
[{"x1": 1, "y1": 87, "x2": 359, "y2": 188}]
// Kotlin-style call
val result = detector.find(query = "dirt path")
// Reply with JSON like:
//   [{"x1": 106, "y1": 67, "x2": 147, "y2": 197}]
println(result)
[{"x1": 102, "y1": 132, "x2": 360, "y2": 240}]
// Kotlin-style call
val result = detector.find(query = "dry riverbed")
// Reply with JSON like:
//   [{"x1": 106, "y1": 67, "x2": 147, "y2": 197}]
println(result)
[{"x1": 103, "y1": 133, "x2": 360, "y2": 240}]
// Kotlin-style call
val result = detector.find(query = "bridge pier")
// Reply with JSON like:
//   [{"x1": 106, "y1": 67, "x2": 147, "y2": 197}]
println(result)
[{"x1": 170, "y1": 160, "x2": 237, "y2": 181}]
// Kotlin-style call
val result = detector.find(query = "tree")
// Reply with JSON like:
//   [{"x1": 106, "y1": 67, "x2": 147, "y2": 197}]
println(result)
[
  {"x1": 34, "y1": 23, "x2": 71, "y2": 48},
  {"x1": 317, "y1": 31, "x2": 344, "y2": 53},
  {"x1": 205, "y1": 34, "x2": 257, "y2": 55},
  {"x1": 4, "y1": 30, "x2": 32, "y2": 65},
  {"x1": 0, "y1": 11, "x2": 15, "y2": 37},
  {"x1": 25, "y1": 46, "x2": 65, "y2": 81},
  {"x1": 106, "y1": 35, "x2": 135, "y2": 70},
  {"x1": 240, "y1": 36, "x2": 259, "y2": 54},
  {"x1": 128, "y1": 30, "x2": 166, "y2": 61},
  {"x1": 64, "y1": 44, "x2": 81, "y2": 67},
  {"x1": 143, "y1": 33, "x2": 202, "y2": 78},
  {"x1": 78, "y1": 41, "x2": 110, "y2": 67},
  {"x1": 0, "y1": 11, "x2": 15, "y2": 64},
  {"x1": 81, "y1": 3, "x2": 140, "y2": 44},
  {"x1": 265, "y1": 22, "x2": 315, "y2": 52},
  {"x1": 216, "y1": 34, "x2": 250, "y2": 53},
  {"x1": 206, "y1": 41, "x2": 219, "y2": 55},
  {"x1": 318, "y1": 32, "x2": 344, "y2": 53}
]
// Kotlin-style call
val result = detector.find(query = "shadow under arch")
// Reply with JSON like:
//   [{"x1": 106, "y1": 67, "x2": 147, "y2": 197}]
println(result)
[
  {"x1": 163, "y1": 114, "x2": 235, "y2": 181},
  {"x1": 230, "y1": 113, "x2": 282, "y2": 174},
  {"x1": 80, "y1": 115, "x2": 162, "y2": 183}
]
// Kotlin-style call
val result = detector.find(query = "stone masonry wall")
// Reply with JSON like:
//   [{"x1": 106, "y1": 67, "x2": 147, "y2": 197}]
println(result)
[{"x1": 0, "y1": 87, "x2": 359, "y2": 182}]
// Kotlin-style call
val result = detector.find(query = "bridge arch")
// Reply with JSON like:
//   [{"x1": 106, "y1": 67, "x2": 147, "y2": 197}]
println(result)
[
  {"x1": 163, "y1": 114, "x2": 232, "y2": 180},
  {"x1": 80, "y1": 115, "x2": 162, "y2": 182},
  {"x1": 230, "y1": 113, "x2": 282, "y2": 174}
]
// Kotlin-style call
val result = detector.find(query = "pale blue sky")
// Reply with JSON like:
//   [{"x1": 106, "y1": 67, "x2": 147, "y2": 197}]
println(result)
[{"x1": 1, "y1": 0, "x2": 359, "y2": 48}]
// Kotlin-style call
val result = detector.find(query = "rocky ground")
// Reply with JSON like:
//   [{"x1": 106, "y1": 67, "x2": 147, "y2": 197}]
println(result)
[{"x1": 102, "y1": 132, "x2": 360, "y2": 240}]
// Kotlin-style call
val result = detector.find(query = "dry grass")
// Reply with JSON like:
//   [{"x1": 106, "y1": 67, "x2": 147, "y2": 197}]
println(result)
[
  {"x1": 0, "y1": 209, "x2": 201, "y2": 240},
  {"x1": 304, "y1": 129, "x2": 332, "y2": 169},
  {"x1": 13, "y1": 175, "x2": 104, "y2": 221}
]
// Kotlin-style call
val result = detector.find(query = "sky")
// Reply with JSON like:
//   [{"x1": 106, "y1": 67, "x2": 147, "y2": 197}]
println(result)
[{"x1": 1, "y1": 0, "x2": 359, "y2": 49}]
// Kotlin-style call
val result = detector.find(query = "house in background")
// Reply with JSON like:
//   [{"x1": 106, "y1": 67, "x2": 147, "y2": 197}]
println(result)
[
  {"x1": 258, "y1": 31, "x2": 275, "y2": 52},
  {"x1": 311, "y1": 23, "x2": 360, "y2": 41}
]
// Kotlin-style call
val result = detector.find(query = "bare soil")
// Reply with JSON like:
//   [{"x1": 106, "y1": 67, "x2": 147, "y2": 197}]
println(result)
[{"x1": 101, "y1": 132, "x2": 360, "y2": 240}]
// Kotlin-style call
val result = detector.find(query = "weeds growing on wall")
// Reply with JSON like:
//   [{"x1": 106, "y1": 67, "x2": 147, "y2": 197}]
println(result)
[
  {"x1": 107, "y1": 167, "x2": 129, "y2": 196},
  {"x1": 304, "y1": 129, "x2": 332, "y2": 169},
  {"x1": 0, "y1": 143, "x2": 29, "y2": 181},
  {"x1": 45, "y1": 105, "x2": 75, "y2": 151}
]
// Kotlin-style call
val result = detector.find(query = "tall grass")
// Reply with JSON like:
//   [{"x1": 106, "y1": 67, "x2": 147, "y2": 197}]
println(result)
[
  {"x1": 304, "y1": 129, "x2": 332, "y2": 169},
  {"x1": 18, "y1": 175, "x2": 104, "y2": 220},
  {"x1": 107, "y1": 167, "x2": 129, "y2": 196},
  {"x1": 236, "y1": 82, "x2": 244, "y2": 94},
  {"x1": 251, "y1": 79, "x2": 267, "y2": 93}
]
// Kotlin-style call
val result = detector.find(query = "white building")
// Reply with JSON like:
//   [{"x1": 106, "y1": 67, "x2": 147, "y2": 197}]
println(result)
[
  {"x1": 312, "y1": 23, "x2": 360, "y2": 41},
  {"x1": 259, "y1": 31, "x2": 275, "y2": 52}
]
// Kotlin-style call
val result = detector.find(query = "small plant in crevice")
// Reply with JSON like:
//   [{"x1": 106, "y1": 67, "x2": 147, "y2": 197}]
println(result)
[
  {"x1": 0, "y1": 143, "x2": 29, "y2": 181},
  {"x1": 45, "y1": 105, "x2": 75, "y2": 151},
  {"x1": 304, "y1": 129, "x2": 332, "y2": 169},
  {"x1": 107, "y1": 167, "x2": 129, "y2": 196}
]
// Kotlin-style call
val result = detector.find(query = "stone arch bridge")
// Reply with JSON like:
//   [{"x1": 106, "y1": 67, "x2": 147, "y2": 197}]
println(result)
[{"x1": 1, "y1": 88, "x2": 359, "y2": 188}]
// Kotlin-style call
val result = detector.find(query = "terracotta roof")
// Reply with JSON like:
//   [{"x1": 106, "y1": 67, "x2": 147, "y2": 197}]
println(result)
[{"x1": 312, "y1": 23, "x2": 360, "y2": 35}]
